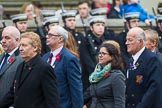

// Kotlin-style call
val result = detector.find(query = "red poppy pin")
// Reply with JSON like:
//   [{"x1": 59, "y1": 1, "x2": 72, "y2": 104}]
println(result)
[
  {"x1": 104, "y1": 72, "x2": 109, "y2": 77},
  {"x1": 55, "y1": 53, "x2": 60, "y2": 61},
  {"x1": 8, "y1": 57, "x2": 14, "y2": 64}
]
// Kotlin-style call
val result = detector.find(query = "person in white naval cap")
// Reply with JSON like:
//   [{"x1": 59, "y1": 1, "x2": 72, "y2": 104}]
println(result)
[
  {"x1": 42, "y1": 25, "x2": 83, "y2": 108},
  {"x1": 116, "y1": 12, "x2": 140, "y2": 70},
  {"x1": 61, "y1": 10, "x2": 85, "y2": 49},
  {"x1": 153, "y1": 14, "x2": 162, "y2": 53},
  {"x1": 79, "y1": 15, "x2": 116, "y2": 92},
  {"x1": 43, "y1": 16, "x2": 59, "y2": 32},
  {"x1": 10, "y1": 13, "x2": 28, "y2": 33}
]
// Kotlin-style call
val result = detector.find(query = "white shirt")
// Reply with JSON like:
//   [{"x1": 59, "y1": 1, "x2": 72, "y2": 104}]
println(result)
[
  {"x1": 127, "y1": 47, "x2": 145, "y2": 78},
  {"x1": 48, "y1": 46, "x2": 63, "y2": 67}
]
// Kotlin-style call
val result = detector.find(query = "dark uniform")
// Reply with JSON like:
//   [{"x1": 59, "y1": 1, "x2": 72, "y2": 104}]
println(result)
[
  {"x1": 64, "y1": 26, "x2": 85, "y2": 50},
  {"x1": 116, "y1": 30, "x2": 131, "y2": 69},
  {"x1": 116, "y1": 12, "x2": 140, "y2": 70},
  {"x1": 80, "y1": 28, "x2": 116, "y2": 91},
  {"x1": 153, "y1": 25, "x2": 162, "y2": 53}
]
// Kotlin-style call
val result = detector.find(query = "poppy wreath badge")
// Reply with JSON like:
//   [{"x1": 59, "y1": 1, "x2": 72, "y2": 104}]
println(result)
[
  {"x1": 55, "y1": 53, "x2": 60, "y2": 61},
  {"x1": 8, "y1": 57, "x2": 14, "y2": 64}
]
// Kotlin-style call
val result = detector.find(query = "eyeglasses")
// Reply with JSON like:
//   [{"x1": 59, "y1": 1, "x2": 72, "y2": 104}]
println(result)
[
  {"x1": 130, "y1": 20, "x2": 139, "y2": 23},
  {"x1": 98, "y1": 52, "x2": 109, "y2": 56},
  {"x1": 47, "y1": 33, "x2": 60, "y2": 37}
]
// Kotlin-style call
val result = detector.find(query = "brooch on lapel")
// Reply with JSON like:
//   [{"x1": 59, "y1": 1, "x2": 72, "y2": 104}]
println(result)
[
  {"x1": 136, "y1": 75, "x2": 143, "y2": 84},
  {"x1": 133, "y1": 62, "x2": 139, "y2": 70},
  {"x1": 8, "y1": 57, "x2": 14, "y2": 64},
  {"x1": 55, "y1": 53, "x2": 60, "y2": 61}
]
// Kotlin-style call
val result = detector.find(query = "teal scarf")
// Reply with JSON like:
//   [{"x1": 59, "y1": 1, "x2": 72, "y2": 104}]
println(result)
[{"x1": 89, "y1": 63, "x2": 112, "y2": 83}]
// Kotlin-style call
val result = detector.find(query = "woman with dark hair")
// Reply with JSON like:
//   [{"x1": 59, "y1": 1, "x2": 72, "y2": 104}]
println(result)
[{"x1": 84, "y1": 43, "x2": 125, "y2": 108}]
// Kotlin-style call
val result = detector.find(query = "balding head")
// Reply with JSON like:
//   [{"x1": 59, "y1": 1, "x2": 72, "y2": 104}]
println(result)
[
  {"x1": 1, "y1": 26, "x2": 20, "y2": 53},
  {"x1": 3, "y1": 26, "x2": 20, "y2": 39},
  {"x1": 126, "y1": 27, "x2": 146, "y2": 55}
]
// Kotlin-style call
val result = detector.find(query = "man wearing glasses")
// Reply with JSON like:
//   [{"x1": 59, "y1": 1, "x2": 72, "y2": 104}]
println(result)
[{"x1": 42, "y1": 25, "x2": 83, "y2": 108}]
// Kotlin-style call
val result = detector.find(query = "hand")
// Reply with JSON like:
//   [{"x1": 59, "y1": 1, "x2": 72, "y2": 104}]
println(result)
[
  {"x1": 83, "y1": 105, "x2": 87, "y2": 108},
  {"x1": 145, "y1": 19, "x2": 151, "y2": 26}
]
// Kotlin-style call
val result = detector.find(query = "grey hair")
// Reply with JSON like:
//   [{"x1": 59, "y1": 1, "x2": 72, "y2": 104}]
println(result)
[
  {"x1": 136, "y1": 30, "x2": 146, "y2": 46},
  {"x1": 51, "y1": 25, "x2": 68, "y2": 40}
]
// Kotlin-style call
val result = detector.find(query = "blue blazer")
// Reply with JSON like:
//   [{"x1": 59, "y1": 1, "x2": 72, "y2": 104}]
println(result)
[
  {"x1": 126, "y1": 48, "x2": 162, "y2": 108},
  {"x1": 42, "y1": 47, "x2": 83, "y2": 108}
]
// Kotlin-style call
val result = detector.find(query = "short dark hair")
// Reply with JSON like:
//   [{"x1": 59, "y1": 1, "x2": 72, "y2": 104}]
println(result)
[
  {"x1": 157, "y1": 2, "x2": 162, "y2": 14},
  {"x1": 78, "y1": 0, "x2": 90, "y2": 7},
  {"x1": 99, "y1": 43, "x2": 123, "y2": 70}
]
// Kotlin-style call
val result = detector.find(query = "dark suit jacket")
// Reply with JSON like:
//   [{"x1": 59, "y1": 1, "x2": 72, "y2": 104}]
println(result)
[
  {"x1": 42, "y1": 47, "x2": 83, "y2": 108},
  {"x1": 0, "y1": 49, "x2": 23, "y2": 102},
  {"x1": 126, "y1": 48, "x2": 162, "y2": 108},
  {"x1": 0, "y1": 54, "x2": 60, "y2": 108}
]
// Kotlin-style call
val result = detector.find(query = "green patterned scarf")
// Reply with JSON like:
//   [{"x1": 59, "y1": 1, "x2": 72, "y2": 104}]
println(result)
[{"x1": 89, "y1": 63, "x2": 112, "y2": 83}]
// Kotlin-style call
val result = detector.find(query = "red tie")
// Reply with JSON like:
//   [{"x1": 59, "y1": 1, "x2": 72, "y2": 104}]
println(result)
[{"x1": 48, "y1": 53, "x2": 53, "y2": 64}]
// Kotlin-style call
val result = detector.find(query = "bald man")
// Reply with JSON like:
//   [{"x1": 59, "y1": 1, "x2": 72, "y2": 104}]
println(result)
[
  {"x1": 0, "y1": 26, "x2": 23, "y2": 102},
  {"x1": 125, "y1": 27, "x2": 162, "y2": 108}
]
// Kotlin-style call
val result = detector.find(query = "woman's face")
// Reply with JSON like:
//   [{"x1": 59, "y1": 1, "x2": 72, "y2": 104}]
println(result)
[
  {"x1": 25, "y1": 4, "x2": 34, "y2": 20},
  {"x1": 98, "y1": 47, "x2": 112, "y2": 66}
]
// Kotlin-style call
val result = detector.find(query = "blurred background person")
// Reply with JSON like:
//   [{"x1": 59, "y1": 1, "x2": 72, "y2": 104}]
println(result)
[
  {"x1": 91, "y1": 0, "x2": 112, "y2": 16},
  {"x1": 10, "y1": 13, "x2": 28, "y2": 33},
  {"x1": 64, "y1": 32, "x2": 79, "y2": 59},
  {"x1": 76, "y1": 0, "x2": 91, "y2": 25},
  {"x1": 144, "y1": 29, "x2": 162, "y2": 64},
  {"x1": 153, "y1": 15, "x2": 162, "y2": 53},
  {"x1": 80, "y1": 16, "x2": 116, "y2": 92},
  {"x1": 119, "y1": 0, "x2": 154, "y2": 25},
  {"x1": 61, "y1": 10, "x2": 85, "y2": 54},
  {"x1": 0, "y1": 44, "x2": 4, "y2": 54},
  {"x1": 107, "y1": 0, "x2": 122, "y2": 18},
  {"x1": 116, "y1": 12, "x2": 140, "y2": 69},
  {"x1": 84, "y1": 43, "x2": 125, "y2": 108}
]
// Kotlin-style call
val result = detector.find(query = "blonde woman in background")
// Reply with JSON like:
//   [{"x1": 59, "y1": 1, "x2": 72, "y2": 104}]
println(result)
[
  {"x1": 0, "y1": 44, "x2": 4, "y2": 54},
  {"x1": 64, "y1": 32, "x2": 80, "y2": 59}
]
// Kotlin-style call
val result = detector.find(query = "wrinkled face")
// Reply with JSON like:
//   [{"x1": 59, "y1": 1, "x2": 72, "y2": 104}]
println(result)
[
  {"x1": 128, "y1": 18, "x2": 139, "y2": 28},
  {"x1": 90, "y1": 23, "x2": 105, "y2": 37},
  {"x1": 98, "y1": 47, "x2": 112, "y2": 66},
  {"x1": 46, "y1": 28, "x2": 62, "y2": 49},
  {"x1": 19, "y1": 38, "x2": 37, "y2": 62},
  {"x1": 125, "y1": 31, "x2": 141, "y2": 55},
  {"x1": 25, "y1": 5, "x2": 34, "y2": 20},
  {"x1": 1, "y1": 30, "x2": 18, "y2": 53},
  {"x1": 65, "y1": 17, "x2": 76, "y2": 29},
  {"x1": 16, "y1": 21, "x2": 28, "y2": 33},
  {"x1": 78, "y1": 3, "x2": 89, "y2": 18}
]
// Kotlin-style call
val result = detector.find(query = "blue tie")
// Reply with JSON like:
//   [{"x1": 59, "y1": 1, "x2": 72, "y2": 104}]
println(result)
[
  {"x1": 129, "y1": 57, "x2": 134, "y2": 70},
  {"x1": 0, "y1": 53, "x2": 10, "y2": 73}
]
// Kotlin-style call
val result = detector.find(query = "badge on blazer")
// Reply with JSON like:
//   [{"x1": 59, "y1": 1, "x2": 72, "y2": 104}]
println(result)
[{"x1": 136, "y1": 75, "x2": 143, "y2": 84}]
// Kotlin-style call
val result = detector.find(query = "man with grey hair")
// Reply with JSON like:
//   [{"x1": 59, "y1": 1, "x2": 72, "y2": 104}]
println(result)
[
  {"x1": 145, "y1": 29, "x2": 162, "y2": 64},
  {"x1": 42, "y1": 25, "x2": 83, "y2": 108},
  {"x1": 125, "y1": 27, "x2": 162, "y2": 108},
  {"x1": 0, "y1": 26, "x2": 23, "y2": 102}
]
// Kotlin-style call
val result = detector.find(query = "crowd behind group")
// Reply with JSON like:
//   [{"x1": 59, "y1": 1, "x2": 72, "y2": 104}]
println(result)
[{"x1": 0, "y1": 0, "x2": 162, "y2": 108}]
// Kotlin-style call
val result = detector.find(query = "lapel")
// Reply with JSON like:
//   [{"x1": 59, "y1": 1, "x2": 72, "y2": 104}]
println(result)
[
  {"x1": 52, "y1": 47, "x2": 65, "y2": 69},
  {"x1": 0, "y1": 52, "x2": 17, "y2": 76},
  {"x1": 17, "y1": 55, "x2": 39, "y2": 89}
]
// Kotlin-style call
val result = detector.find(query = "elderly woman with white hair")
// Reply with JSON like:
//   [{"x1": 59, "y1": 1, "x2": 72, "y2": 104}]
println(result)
[{"x1": 42, "y1": 25, "x2": 83, "y2": 108}]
